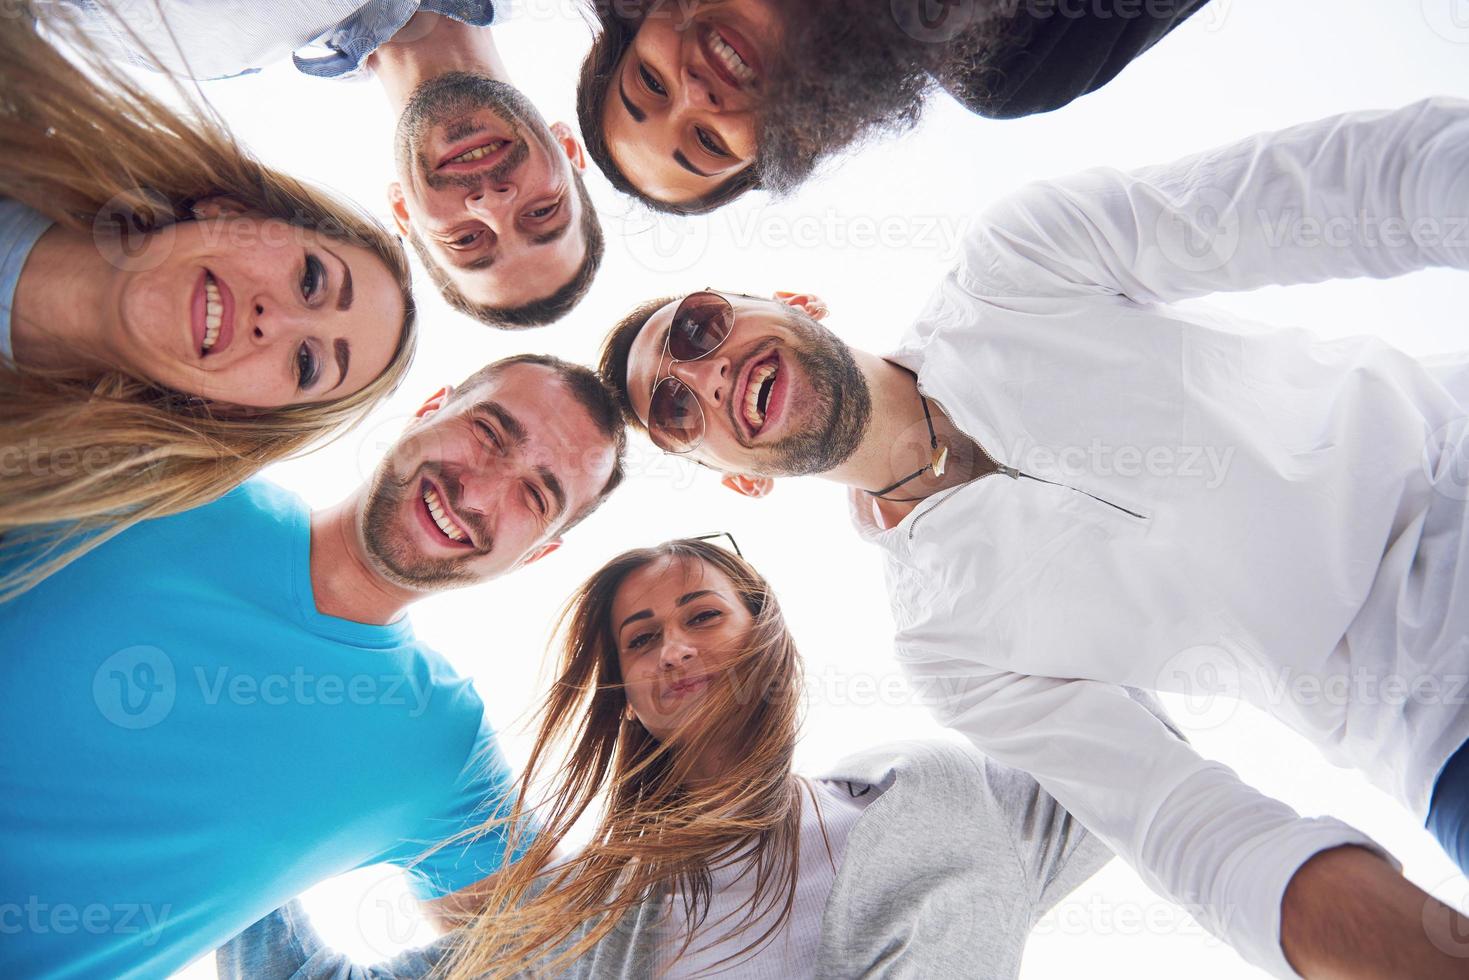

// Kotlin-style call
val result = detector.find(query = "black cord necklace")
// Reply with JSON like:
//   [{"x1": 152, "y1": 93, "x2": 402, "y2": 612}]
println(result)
[{"x1": 864, "y1": 393, "x2": 949, "y2": 502}]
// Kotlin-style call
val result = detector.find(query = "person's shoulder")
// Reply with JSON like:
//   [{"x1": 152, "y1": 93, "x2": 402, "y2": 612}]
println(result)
[
  {"x1": 186, "y1": 477, "x2": 308, "y2": 535},
  {"x1": 817, "y1": 737, "x2": 986, "y2": 796},
  {"x1": 229, "y1": 476, "x2": 306, "y2": 515}
]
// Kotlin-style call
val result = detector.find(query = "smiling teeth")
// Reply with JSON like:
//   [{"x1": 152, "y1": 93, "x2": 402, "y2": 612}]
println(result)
[
  {"x1": 744, "y1": 361, "x2": 777, "y2": 430},
  {"x1": 449, "y1": 140, "x2": 508, "y2": 164},
  {"x1": 202, "y1": 274, "x2": 222, "y2": 353},
  {"x1": 423, "y1": 487, "x2": 467, "y2": 542},
  {"x1": 706, "y1": 28, "x2": 755, "y2": 84}
]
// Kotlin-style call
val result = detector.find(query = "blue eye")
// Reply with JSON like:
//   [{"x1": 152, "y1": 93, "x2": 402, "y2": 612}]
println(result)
[
  {"x1": 301, "y1": 254, "x2": 325, "y2": 300},
  {"x1": 296, "y1": 342, "x2": 319, "y2": 388}
]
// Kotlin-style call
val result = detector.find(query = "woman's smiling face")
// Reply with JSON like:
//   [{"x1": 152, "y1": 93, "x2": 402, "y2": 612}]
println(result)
[
  {"x1": 601, "y1": 0, "x2": 781, "y2": 205},
  {"x1": 612, "y1": 553, "x2": 755, "y2": 741},
  {"x1": 108, "y1": 205, "x2": 405, "y2": 409}
]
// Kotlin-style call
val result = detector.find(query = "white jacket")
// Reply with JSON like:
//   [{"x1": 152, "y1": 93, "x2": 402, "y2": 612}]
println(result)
[{"x1": 852, "y1": 98, "x2": 1469, "y2": 978}]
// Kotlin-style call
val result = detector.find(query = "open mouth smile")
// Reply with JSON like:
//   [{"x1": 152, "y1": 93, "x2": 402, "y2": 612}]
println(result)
[
  {"x1": 734, "y1": 349, "x2": 786, "y2": 439},
  {"x1": 700, "y1": 24, "x2": 758, "y2": 89},
  {"x1": 192, "y1": 269, "x2": 235, "y2": 359},
  {"x1": 418, "y1": 479, "x2": 474, "y2": 548},
  {"x1": 436, "y1": 137, "x2": 515, "y2": 173}
]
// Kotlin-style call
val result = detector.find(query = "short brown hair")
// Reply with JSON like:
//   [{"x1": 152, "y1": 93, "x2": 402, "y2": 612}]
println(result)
[{"x1": 412, "y1": 167, "x2": 605, "y2": 329}]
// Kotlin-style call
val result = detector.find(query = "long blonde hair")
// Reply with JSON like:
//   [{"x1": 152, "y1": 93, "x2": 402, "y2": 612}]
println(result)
[
  {"x1": 444, "y1": 539, "x2": 807, "y2": 979},
  {"x1": 0, "y1": 5, "x2": 418, "y2": 600}
]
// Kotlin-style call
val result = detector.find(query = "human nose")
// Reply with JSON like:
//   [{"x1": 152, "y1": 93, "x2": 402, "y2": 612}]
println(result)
[
  {"x1": 247, "y1": 298, "x2": 309, "y2": 350},
  {"x1": 463, "y1": 184, "x2": 517, "y2": 231},
  {"x1": 670, "y1": 354, "x2": 732, "y2": 410},
  {"x1": 678, "y1": 63, "x2": 721, "y2": 113},
  {"x1": 660, "y1": 635, "x2": 698, "y2": 670}
]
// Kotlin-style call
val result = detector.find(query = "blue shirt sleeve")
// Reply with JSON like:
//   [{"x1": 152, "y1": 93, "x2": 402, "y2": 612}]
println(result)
[
  {"x1": 373, "y1": 715, "x2": 533, "y2": 900},
  {"x1": 293, "y1": 0, "x2": 501, "y2": 79}
]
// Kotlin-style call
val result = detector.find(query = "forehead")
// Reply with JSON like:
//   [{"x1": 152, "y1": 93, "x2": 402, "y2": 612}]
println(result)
[
  {"x1": 437, "y1": 197, "x2": 588, "y2": 310},
  {"x1": 457, "y1": 362, "x2": 614, "y2": 486},
  {"x1": 625, "y1": 297, "x2": 683, "y2": 422},
  {"x1": 612, "y1": 555, "x2": 736, "y2": 621}
]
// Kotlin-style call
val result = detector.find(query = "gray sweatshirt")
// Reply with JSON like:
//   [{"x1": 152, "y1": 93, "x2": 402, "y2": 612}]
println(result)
[{"x1": 218, "y1": 737, "x2": 1122, "y2": 979}]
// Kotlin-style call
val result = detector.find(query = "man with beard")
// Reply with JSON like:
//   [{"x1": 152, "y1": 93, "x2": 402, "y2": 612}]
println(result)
[
  {"x1": 59, "y1": 3, "x2": 604, "y2": 327},
  {"x1": 576, "y1": 0, "x2": 1208, "y2": 213},
  {"x1": 0, "y1": 354, "x2": 625, "y2": 979},
  {"x1": 599, "y1": 100, "x2": 1469, "y2": 978}
]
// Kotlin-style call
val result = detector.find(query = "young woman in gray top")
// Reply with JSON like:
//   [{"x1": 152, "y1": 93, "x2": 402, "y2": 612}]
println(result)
[{"x1": 220, "y1": 537, "x2": 1173, "y2": 978}]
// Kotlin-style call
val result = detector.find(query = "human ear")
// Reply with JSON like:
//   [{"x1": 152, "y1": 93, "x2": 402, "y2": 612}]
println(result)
[
  {"x1": 550, "y1": 122, "x2": 588, "y2": 172},
  {"x1": 772, "y1": 291, "x2": 829, "y2": 321},
  {"x1": 386, "y1": 183, "x2": 412, "y2": 236},
  {"x1": 413, "y1": 385, "x2": 453, "y2": 419},
  {"x1": 517, "y1": 539, "x2": 563, "y2": 569},
  {"x1": 720, "y1": 473, "x2": 774, "y2": 498}
]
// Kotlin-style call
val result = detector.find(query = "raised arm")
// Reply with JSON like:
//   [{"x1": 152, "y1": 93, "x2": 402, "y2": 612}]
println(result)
[
  {"x1": 904, "y1": 658, "x2": 1460, "y2": 979},
  {"x1": 961, "y1": 98, "x2": 1469, "y2": 303}
]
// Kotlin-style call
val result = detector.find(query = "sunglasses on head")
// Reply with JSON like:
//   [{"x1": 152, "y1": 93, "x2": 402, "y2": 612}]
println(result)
[{"x1": 647, "y1": 290, "x2": 735, "y2": 455}]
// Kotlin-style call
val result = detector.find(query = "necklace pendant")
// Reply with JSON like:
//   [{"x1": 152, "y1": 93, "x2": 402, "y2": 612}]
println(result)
[{"x1": 929, "y1": 444, "x2": 949, "y2": 478}]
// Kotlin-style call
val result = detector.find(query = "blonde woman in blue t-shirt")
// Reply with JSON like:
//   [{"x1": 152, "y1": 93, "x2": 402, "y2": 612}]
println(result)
[{"x1": 0, "y1": 8, "x2": 418, "y2": 601}]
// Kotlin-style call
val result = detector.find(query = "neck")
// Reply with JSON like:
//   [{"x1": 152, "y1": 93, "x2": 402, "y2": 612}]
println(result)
[
  {"x1": 369, "y1": 12, "x2": 509, "y2": 112},
  {"x1": 10, "y1": 225, "x2": 124, "y2": 373},
  {"x1": 818, "y1": 352, "x2": 988, "y2": 523},
  {"x1": 309, "y1": 494, "x2": 420, "y2": 626}
]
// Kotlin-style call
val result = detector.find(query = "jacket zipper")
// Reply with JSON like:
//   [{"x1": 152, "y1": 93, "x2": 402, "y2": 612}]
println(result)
[{"x1": 909, "y1": 420, "x2": 1148, "y2": 540}]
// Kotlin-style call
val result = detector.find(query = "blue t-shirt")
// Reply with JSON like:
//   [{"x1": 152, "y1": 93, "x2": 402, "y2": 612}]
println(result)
[
  {"x1": 0, "y1": 198, "x2": 54, "y2": 361},
  {"x1": 0, "y1": 480, "x2": 522, "y2": 979}
]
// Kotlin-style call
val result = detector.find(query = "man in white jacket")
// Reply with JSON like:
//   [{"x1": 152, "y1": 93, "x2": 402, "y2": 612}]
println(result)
[{"x1": 599, "y1": 98, "x2": 1469, "y2": 978}]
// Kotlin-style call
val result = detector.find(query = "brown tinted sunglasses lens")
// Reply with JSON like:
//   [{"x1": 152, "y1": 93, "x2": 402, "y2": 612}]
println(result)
[
  {"x1": 649, "y1": 377, "x2": 703, "y2": 453},
  {"x1": 668, "y1": 292, "x2": 733, "y2": 362}
]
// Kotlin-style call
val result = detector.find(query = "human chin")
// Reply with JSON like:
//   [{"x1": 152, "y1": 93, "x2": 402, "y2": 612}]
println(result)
[
  {"x1": 361, "y1": 463, "x2": 480, "y2": 589},
  {"x1": 117, "y1": 261, "x2": 198, "y2": 387}
]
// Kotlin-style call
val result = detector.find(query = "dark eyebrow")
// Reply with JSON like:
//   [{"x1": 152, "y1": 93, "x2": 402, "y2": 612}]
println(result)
[
  {"x1": 326, "y1": 338, "x2": 350, "y2": 393},
  {"x1": 672, "y1": 150, "x2": 713, "y2": 179},
  {"x1": 528, "y1": 217, "x2": 573, "y2": 248},
  {"x1": 536, "y1": 465, "x2": 566, "y2": 521},
  {"x1": 618, "y1": 75, "x2": 646, "y2": 124},
  {"x1": 322, "y1": 247, "x2": 353, "y2": 311},
  {"x1": 483, "y1": 402, "x2": 527, "y2": 444},
  {"x1": 618, "y1": 590, "x2": 716, "y2": 634},
  {"x1": 451, "y1": 250, "x2": 497, "y2": 271}
]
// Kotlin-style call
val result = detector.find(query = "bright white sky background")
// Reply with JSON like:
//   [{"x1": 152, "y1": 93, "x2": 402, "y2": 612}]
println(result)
[{"x1": 148, "y1": 1, "x2": 1469, "y2": 976}]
